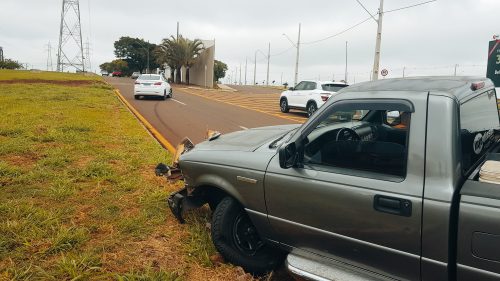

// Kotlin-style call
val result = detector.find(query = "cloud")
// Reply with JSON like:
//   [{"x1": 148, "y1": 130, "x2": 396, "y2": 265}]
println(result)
[{"x1": 1, "y1": 0, "x2": 498, "y2": 83}]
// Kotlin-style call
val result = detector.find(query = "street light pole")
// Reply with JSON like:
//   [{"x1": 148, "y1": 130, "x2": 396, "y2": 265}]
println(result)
[
  {"x1": 254, "y1": 51, "x2": 257, "y2": 85},
  {"x1": 244, "y1": 58, "x2": 247, "y2": 85},
  {"x1": 294, "y1": 23, "x2": 301, "y2": 86},
  {"x1": 345, "y1": 41, "x2": 348, "y2": 83},
  {"x1": 283, "y1": 23, "x2": 301, "y2": 86},
  {"x1": 266, "y1": 42, "x2": 270, "y2": 86},
  {"x1": 371, "y1": 0, "x2": 384, "y2": 81}
]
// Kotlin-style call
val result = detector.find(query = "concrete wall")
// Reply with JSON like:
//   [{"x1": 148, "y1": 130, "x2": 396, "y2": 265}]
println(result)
[{"x1": 186, "y1": 40, "x2": 215, "y2": 88}]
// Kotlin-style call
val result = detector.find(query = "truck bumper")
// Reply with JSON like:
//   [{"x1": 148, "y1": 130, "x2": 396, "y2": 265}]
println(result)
[{"x1": 167, "y1": 187, "x2": 206, "y2": 224}]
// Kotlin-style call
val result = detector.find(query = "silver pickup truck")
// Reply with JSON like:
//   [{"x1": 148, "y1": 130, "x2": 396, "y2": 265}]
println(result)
[{"x1": 165, "y1": 76, "x2": 500, "y2": 281}]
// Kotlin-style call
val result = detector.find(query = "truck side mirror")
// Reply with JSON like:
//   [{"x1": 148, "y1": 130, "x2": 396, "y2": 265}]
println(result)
[
  {"x1": 288, "y1": 87, "x2": 294, "y2": 91},
  {"x1": 279, "y1": 142, "x2": 298, "y2": 169}
]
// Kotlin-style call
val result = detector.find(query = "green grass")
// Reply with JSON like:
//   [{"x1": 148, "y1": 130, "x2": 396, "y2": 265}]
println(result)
[{"x1": 0, "y1": 70, "x2": 249, "y2": 280}]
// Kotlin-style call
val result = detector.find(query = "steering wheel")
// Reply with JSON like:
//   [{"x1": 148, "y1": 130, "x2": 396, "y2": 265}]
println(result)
[{"x1": 335, "y1": 127, "x2": 361, "y2": 141}]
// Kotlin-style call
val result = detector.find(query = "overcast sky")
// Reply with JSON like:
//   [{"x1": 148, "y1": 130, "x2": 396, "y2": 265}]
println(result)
[{"x1": 1, "y1": 0, "x2": 499, "y2": 84}]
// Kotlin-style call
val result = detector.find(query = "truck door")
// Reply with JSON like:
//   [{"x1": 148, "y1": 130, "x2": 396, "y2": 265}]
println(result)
[{"x1": 265, "y1": 96, "x2": 427, "y2": 280}]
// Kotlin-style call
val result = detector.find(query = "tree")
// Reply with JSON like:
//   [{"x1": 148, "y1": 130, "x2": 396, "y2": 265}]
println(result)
[
  {"x1": 114, "y1": 36, "x2": 159, "y2": 73},
  {"x1": 99, "y1": 59, "x2": 128, "y2": 73},
  {"x1": 156, "y1": 35, "x2": 204, "y2": 84},
  {"x1": 156, "y1": 36, "x2": 184, "y2": 83},
  {"x1": 0, "y1": 59, "x2": 22, "y2": 69},
  {"x1": 214, "y1": 60, "x2": 228, "y2": 82}
]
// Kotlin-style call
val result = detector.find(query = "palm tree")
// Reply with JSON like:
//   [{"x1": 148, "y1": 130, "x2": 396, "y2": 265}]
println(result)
[
  {"x1": 157, "y1": 36, "x2": 184, "y2": 83},
  {"x1": 156, "y1": 35, "x2": 204, "y2": 85}
]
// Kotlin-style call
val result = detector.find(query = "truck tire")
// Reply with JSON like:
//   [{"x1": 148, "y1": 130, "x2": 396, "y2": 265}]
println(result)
[
  {"x1": 280, "y1": 98, "x2": 289, "y2": 113},
  {"x1": 211, "y1": 196, "x2": 283, "y2": 275}
]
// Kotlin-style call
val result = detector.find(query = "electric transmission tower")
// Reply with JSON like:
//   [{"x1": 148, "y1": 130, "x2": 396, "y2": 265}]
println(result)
[
  {"x1": 46, "y1": 42, "x2": 53, "y2": 71},
  {"x1": 56, "y1": 0, "x2": 85, "y2": 72},
  {"x1": 84, "y1": 40, "x2": 91, "y2": 72}
]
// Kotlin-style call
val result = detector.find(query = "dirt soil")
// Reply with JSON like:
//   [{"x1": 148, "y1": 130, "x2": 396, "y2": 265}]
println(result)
[{"x1": 0, "y1": 79, "x2": 104, "y2": 86}]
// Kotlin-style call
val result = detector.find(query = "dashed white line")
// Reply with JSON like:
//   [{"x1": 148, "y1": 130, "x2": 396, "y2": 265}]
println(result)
[
  {"x1": 239, "y1": 126, "x2": 249, "y2": 130},
  {"x1": 172, "y1": 99, "x2": 186, "y2": 105}
]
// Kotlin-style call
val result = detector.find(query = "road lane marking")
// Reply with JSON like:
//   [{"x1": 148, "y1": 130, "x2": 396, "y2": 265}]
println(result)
[
  {"x1": 176, "y1": 88, "x2": 306, "y2": 123},
  {"x1": 172, "y1": 99, "x2": 186, "y2": 105},
  {"x1": 239, "y1": 126, "x2": 249, "y2": 130},
  {"x1": 112, "y1": 89, "x2": 176, "y2": 153}
]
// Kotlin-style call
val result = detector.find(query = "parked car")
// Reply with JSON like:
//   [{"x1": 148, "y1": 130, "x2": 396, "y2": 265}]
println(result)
[
  {"x1": 111, "y1": 71, "x2": 123, "y2": 77},
  {"x1": 164, "y1": 77, "x2": 500, "y2": 280},
  {"x1": 100, "y1": 71, "x2": 109, "y2": 76},
  {"x1": 279, "y1": 80, "x2": 348, "y2": 117},
  {"x1": 134, "y1": 74, "x2": 172, "y2": 100},
  {"x1": 131, "y1": 72, "x2": 141, "y2": 79}
]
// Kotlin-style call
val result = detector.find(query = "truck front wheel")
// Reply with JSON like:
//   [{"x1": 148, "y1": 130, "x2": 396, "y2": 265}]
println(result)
[{"x1": 211, "y1": 196, "x2": 283, "y2": 275}]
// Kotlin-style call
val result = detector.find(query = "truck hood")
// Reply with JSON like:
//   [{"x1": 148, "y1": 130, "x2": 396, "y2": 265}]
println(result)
[{"x1": 191, "y1": 124, "x2": 300, "y2": 152}]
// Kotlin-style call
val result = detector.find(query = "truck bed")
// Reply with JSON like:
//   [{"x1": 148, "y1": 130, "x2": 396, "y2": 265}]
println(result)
[{"x1": 458, "y1": 152, "x2": 500, "y2": 280}]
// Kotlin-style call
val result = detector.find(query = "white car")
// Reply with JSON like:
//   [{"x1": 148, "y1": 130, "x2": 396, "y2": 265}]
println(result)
[
  {"x1": 279, "y1": 80, "x2": 348, "y2": 117},
  {"x1": 134, "y1": 74, "x2": 172, "y2": 100}
]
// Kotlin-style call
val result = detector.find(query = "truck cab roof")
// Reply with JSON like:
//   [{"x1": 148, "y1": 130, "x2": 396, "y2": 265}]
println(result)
[{"x1": 341, "y1": 76, "x2": 495, "y2": 102}]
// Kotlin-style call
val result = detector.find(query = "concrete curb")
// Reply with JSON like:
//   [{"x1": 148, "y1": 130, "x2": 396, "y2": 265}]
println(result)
[{"x1": 113, "y1": 89, "x2": 176, "y2": 154}]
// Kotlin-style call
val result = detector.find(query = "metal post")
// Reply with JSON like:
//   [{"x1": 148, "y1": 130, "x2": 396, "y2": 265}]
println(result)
[
  {"x1": 254, "y1": 51, "x2": 257, "y2": 85},
  {"x1": 239, "y1": 62, "x2": 242, "y2": 85},
  {"x1": 345, "y1": 41, "x2": 348, "y2": 83},
  {"x1": 147, "y1": 40, "x2": 150, "y2": 74},
  {"x1": 204, "y1": 64, "x2": 207, "y2": 88},
  {"x1": 371, "y1": 0, "x2": 384, "y2": 81},
  {"x1": 177, "y1": 22, "x2": 179, "y2": 40},
  {"x1": 454, "y1": 64, "x2": 458, "y2": 76},
  {"x1": 266, "y1": 42, "x2": 270, "y2": 86},
  {"x1": 244, "y1": 58, "x2": 247, "y2": 85},
  {"x1": 294, "y1": 23, "x2": 301, "y2": 86},
  {"x1": 403, "y1": 66, "x2": 406, "y2": 78}
]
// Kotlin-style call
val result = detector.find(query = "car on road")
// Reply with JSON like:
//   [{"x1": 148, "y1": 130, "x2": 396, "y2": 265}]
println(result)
[
  {"x1": 134, "y1": 74, "x2": 172, "y2": 100},
  {"x1": 100, "y1": 71, "x2": 109, "y2": 76},
  {"x1": 131, "y1": 72, "x2": 141, "y2": 79},
  {"x1": 165, "y1": 77, "x2": 500, "y2": 280},
  {"x1": 279, "y1": 80, "x2": 348, "y2": 117},
  {"x1": 111, "y1": 71, "x2": 123, "y2": 77}
]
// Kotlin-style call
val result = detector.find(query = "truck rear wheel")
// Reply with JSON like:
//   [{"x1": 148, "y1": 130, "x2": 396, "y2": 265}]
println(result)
[{"x1": 211, "y1": 196, "x2": 283, "y2": 275}]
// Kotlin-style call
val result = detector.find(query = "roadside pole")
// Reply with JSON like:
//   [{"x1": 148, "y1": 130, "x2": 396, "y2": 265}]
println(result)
[
  {"x1": 345, "y1": 41, "x2": 348, "y2": 83},
  {"x1": 266, "y1": 42, "x2": 270, "y2": 86},
  {"x1": 371, "y1": 0, "x2": 384, "y2": 81},
  {"x1": 294, "y1": 23, "x2": 301, "y2": 86},
  {"x1": 244, "y1": 58, "x2": 248, "y2": 85},
  {"x1": 254, "y1": 51, "x2": 257, "y2": 85}
]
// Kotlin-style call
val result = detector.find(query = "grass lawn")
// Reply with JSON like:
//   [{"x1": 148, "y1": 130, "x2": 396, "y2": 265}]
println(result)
[{"x1": 0, "y1": 70, "x2": 252, "y2": 280}]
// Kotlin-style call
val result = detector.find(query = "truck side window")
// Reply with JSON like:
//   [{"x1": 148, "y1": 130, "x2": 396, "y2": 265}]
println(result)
[
  {"x1": 303, "y1": 108, "x2": 410, "y2": 179},
  {"x1": 460, "y1": 89, "x2": 500, "y2": 173}
]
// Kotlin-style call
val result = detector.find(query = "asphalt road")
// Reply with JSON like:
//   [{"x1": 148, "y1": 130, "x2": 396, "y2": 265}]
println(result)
[{"x1": 105, "y1": 77, "x2": 305, "y2": 146}]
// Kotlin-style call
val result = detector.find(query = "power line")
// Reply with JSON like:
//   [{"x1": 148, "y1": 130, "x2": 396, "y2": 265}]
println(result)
[
  {"x1": 385, "y1": 0, "x2": 437, "y2": 14},
  {"x1": 301, "y1": 16, "x2": 372, "y2": 45}
]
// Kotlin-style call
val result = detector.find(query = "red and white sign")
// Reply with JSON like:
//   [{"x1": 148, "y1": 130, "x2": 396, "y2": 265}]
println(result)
[{"x1": 381, "y1": 69, "x2": 388, "y2": 77}]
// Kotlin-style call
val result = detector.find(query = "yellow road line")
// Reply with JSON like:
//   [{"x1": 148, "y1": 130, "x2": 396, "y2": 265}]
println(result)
[
  {"x1": 113, "y1": 89, "x2": 176, "y2": 153},
  {"x1": 178, "y1": 88, "x2": 306, "y2": 123}
]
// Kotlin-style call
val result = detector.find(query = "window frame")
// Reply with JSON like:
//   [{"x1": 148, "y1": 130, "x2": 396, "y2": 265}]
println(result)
[{"x1": 298, "y1": 99, "x2": 415, "y2": 182}]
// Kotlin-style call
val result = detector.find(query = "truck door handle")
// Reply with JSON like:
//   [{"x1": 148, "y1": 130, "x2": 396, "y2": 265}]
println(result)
[{"x1": 373, "y1": 195, "x2": 412, "y2": 217}]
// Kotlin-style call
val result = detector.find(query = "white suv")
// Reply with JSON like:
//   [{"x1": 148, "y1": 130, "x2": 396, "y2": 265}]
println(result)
[{"x1": 279, "y1": 80, "x2": 348, "y2": 117}]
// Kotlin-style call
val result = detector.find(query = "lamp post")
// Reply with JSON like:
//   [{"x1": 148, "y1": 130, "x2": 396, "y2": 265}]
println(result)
[{"x1": 283, "y1": 23, "x2": 301, "y2": 86}]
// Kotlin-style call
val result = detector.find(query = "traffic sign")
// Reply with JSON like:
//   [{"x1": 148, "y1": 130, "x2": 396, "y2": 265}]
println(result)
[
  {"x1": 381, "y1": 69, "x2": 388, "y2": 77},
  {"x1": 487, "y1": 40, "x2": 500, "y2": 87}
]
